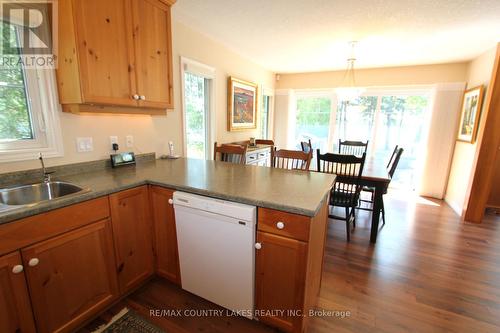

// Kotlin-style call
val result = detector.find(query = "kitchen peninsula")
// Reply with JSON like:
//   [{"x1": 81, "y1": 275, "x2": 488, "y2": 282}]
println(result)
[{"x1": 0, "y1": 157, "x2": 334, "y2": 333}]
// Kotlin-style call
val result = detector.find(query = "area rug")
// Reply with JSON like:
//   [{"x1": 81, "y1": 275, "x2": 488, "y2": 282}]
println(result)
[{"x1": 92, "y1": 308, "x2": 165, "y2": 333}]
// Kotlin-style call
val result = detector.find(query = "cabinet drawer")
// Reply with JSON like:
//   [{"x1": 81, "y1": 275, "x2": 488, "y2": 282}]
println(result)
[
  {"x1": 0, "y1": 197, "x2": 110, "y2": 256},
  {"x1": 246, "y1": 152, "x2": 259, "y2": 164},
  {"x1": 258, "y1": 208, "x2": 310, "y2": 242}
]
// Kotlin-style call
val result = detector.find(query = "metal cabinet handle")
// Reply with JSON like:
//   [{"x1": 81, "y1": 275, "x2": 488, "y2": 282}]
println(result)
[
  {"x1": 276, "y1": 221, "x2": 285, "y2": 230},
  {"x1": 132, "y1": 94, "x2": 140, "y2": 100},
  {"x1": 12, "y1": 265, "x2": 24, "y2": 274},
  {"x1": 255, "y1": 243, "x2": 262, "y2": 250},
  {"x1": 168, "y1": 199, "x2": 173, "y2": 205},
  {"x1": 140, "y1": 95, "x2": 146, "y2": 100},
  {"x1": 28, "y1": 258, "x2": 40, "y2": 267}
]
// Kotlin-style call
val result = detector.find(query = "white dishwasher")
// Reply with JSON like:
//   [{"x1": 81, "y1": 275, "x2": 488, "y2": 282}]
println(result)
[{"x1": 173, "y1": 191, "x2": 256, "y2": 316}]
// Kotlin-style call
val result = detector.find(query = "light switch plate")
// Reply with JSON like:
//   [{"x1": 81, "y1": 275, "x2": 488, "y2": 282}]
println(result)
[{"x1": 76, "y1": 137, "x2": 93, "y2": 152}]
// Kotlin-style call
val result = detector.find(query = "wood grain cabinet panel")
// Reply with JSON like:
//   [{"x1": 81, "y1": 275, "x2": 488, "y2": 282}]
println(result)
[
  {"x1": 132, "y1": 0, "x2": 174, "y2": 109},
  {"x1": 72, "y1": 0, "x2": 137, "y2": 106},
  {"x1": 21, "y1": 220, "x2": 119, "y2": 333},
  {"x1": 56, "y1": 0, "x2": 175, "y2": 113},
  {"x1": 150, "y1": 186, "x2": 181, "y2": 284},
  {"x1": 255, "y1": 231, "x2": 308, "y2": 333},
  {"x1": 0, "y1": 252, "x2": 36, "y2": 333},
  {"x1": 110, "y1": 186, "x2": 154, "y2": 293}
]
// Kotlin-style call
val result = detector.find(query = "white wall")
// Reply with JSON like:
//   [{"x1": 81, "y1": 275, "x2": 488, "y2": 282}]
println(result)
[
  {"x1": 445, "y1": 48, "x2": 497, "y2": 216},
  {"x1": 1, "y1": 16, "x2": 275, "y2": 173}
]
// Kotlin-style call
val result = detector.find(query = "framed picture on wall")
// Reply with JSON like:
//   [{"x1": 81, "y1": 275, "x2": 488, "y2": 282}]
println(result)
[
  {"x1": 457, "y1": 85, "x2": 485, "y2": 143},
  {"x1": 227, "y1": 77, "x2": 258, "y2": 131}
]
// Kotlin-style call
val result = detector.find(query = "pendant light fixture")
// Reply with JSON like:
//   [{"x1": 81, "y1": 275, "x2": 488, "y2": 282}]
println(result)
[{"x1": 335, "y1": 41, "x2": 366, "y2": 102}]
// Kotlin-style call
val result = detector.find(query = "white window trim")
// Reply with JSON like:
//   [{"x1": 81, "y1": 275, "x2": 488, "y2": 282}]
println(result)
[
  {"x1": 260, "y1": 85, "x2": 275, "y2": 140},
  {"x1": 180, "y1": 56, "x2": 216, "y2": 160},
  {"x1": 0, "y1": 68, "x2": 64, "y2": 162}
]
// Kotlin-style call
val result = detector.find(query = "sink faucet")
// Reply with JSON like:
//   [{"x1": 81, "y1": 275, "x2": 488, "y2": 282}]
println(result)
[{"x1": 39, "y1": 153, "x2": 52, "y2": 183}]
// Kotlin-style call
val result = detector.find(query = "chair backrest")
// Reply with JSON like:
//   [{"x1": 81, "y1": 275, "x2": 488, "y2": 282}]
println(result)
[
  {"x1": 272, "y1": 148, "x2": 311, "y2": 170},
  {"x1": 387, "y1": 145, "x2": 399, "y2": 169},
  {"x1": 300, "y1": 139, "x2": 312, "y2": 154},
  {"x1": 388, "y1": 148, "x2": 404, "y2": 179},
  {"x1": 213, "y1": 142, "x2": 247, "y2": 164},
  {"x1": 255, "y1": 139, "x2": 275, "y2": 146},
  {"x1": 317, "y1": 150, "x2": 366, "y2": 206},
  {"x1": 338, "y1": 140, "x2": 369, "y2": 157}
]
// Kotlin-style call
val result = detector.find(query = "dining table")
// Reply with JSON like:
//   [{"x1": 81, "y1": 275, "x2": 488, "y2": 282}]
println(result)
[{"x1": 359, "y1": 160, "x2": 392, "y2": 243}]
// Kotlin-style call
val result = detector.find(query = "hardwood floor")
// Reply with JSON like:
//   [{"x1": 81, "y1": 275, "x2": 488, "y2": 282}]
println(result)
[
  {"x1": 312, "y1": 192, "x2": 500, "y2": 333},
  {"x1": 81, "y1": 192, "x2": 500, "y2": 333}
]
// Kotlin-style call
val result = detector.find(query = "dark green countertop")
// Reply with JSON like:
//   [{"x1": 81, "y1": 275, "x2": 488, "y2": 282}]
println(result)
[{"x1": 0, "y1": 158, "x2": 335, "y2": 224}]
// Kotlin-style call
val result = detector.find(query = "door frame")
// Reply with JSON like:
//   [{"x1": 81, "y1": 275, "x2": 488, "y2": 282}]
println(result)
[{"x1": 180, "y1": 56, "x2": 216, "y2": 159}]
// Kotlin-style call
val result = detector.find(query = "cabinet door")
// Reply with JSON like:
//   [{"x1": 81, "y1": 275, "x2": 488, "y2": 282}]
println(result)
[
  {"x1": 73, "y1": 0, "x2": 137, "y2": 106},
  {"x1": 0, "y1": 252, "x2": 36, "y2": 333},
  {"x1": 132, "y1": 0, "x2": 173, "y2": 108},
  {"x1": 150, "y1": 186, "x2": 181, "y2": 284},
  {"x1": 255, "y1": 231, "x2": 307, "y2": 333},
  {"x1": 22, "y1": 220, "x2": 119, "y2": 333},
  {"x1": 110, "y1": 186, "x2": 154, "y2": 293}
]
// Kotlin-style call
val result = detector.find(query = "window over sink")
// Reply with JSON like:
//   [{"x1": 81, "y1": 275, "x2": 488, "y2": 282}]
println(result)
[{"x1": 0, "y1": 21, "x2": 63, "y2": 162}]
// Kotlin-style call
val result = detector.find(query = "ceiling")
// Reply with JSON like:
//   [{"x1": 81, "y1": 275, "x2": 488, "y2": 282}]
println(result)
[{"x1": 172, "y1": 0, "x2": 500, "y2": 73}]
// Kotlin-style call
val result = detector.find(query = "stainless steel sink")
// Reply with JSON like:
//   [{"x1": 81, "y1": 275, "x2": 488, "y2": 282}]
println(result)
[{"x1": 0, "y1": 181, "x2": 88, "y2": 206}]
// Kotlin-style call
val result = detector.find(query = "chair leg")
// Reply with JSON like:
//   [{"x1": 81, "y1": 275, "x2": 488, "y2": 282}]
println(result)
[
  {"x1": 352, "y1": 208, "x2": 356, "y2": 228},
  {"x1": 345, "y1": 207, "x2": 351, "y2": 241}
]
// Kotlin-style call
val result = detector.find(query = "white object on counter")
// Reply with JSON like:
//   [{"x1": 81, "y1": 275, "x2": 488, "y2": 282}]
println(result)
[{"x1": 173, "y1": 191, "x2": 256, "y2": 317}]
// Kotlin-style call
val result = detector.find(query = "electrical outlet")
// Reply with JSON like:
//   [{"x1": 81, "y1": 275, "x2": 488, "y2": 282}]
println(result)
[
  {"x1": 126, "y1": 135, "x2": 134, "y2": 148},
  {"x1": 76, "y1": 137, "x2": 93, "y2": 152},
  {"x1": 110, "y1": 136, "x2": 118, "y2": 146}
]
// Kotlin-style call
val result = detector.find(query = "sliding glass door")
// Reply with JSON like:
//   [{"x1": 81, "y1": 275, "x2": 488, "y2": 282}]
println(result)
[
  {"x1": 293, "y1": 91, "x2": 430, "y2": 190},
  {"x1": 374, "y1": 96, "x2": 429, "y2": 189}
]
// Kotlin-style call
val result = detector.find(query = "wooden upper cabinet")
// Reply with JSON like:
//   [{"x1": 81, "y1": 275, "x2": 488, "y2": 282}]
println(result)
[
  {"x1": 0, "y1": 252, "x2": 36, "y2": 333},
  {"x1": 150, "y1": 186, "x2": 180, "y2": 284},
  {"x1": 56, "y1": 0, "x2": 175, "y2": 113},
  {"x1": 21, "y1": 220, "x2": 119, "y2": 333},
  {"x1": 132, "y1": 0, "x2": 174, "y2": 109},
  {"x1": 73, "y1": 0, "x2": 136, "y2": 106},
  {"x1": 109, "y1": 186, "x2": 154, "y2": 293}
]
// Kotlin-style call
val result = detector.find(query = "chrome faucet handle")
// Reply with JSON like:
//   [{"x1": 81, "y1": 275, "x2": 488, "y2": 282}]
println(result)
[{"x1": 43, "y1": 171, "x2": 55, "y2": 183}]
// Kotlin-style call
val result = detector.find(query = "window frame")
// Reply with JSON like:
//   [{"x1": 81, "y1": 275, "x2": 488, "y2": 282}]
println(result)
[
  {"x1": 180, "y1": 56, "x2": 216, "y2": 160},
  {"x1": 260, "y1": 86, "x2": 275, "y2": 140},
  {"x1": 0, "y1": 68, "x2": 64, "y2": 162},
  {"x1": 0, "y1": 21, "x2": 63, "y2": 162}
]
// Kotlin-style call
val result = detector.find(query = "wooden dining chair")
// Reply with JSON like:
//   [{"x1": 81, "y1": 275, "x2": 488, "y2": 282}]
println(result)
[
  {"x1": 317, "y1": 150, "x2": 366, "y2": 241},
  {"x1": 386, "y1": 145, "x2": 399, "y2": 169},
  {"x1": 213, "y1": 142, "x2": 247, "y2": 164},
  {"x1": 300, "y1": 139, "x2": 312, "y2": 154},
  {"x1": 271, "y1": 148, "x2": 311, "y2": 170},
  {"x1": 359, "y1": 148, "x2": 404, "y2": 225},
  {"x1": 339, "y1": 140, "x2": 369, "y2": 157},
  {"x1": 255, "y1": 139, "x2": 275, "y2": 146}
]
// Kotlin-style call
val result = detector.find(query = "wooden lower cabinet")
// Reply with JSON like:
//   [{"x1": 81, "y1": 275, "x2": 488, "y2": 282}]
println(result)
[
  {"x1": 0, "y1": 251, "x2": 36, "y2": 333},
  {"x1": 21, "y1": 219, "x2": 118, "y2": 333},
  {"x1": 110, "y1": 186, "x2": 154, "y2": 293},
  {"x1": 255, "y1": 231, "x2": 308, "y2": 332},
  {"x1": 150, "y1": 186, "x2": 181, "y2": 284},
  {"x1": 255, "y1": 201, "x2": 329, "y2": 333}
]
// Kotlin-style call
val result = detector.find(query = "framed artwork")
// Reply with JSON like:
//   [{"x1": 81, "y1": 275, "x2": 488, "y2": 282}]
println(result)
[
  {"x1": 457, "y1": 86, "x2": 484, "y2": 143},
  {"x1": 227, "y1": 77, "x2": 258, "y2": 131}
]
